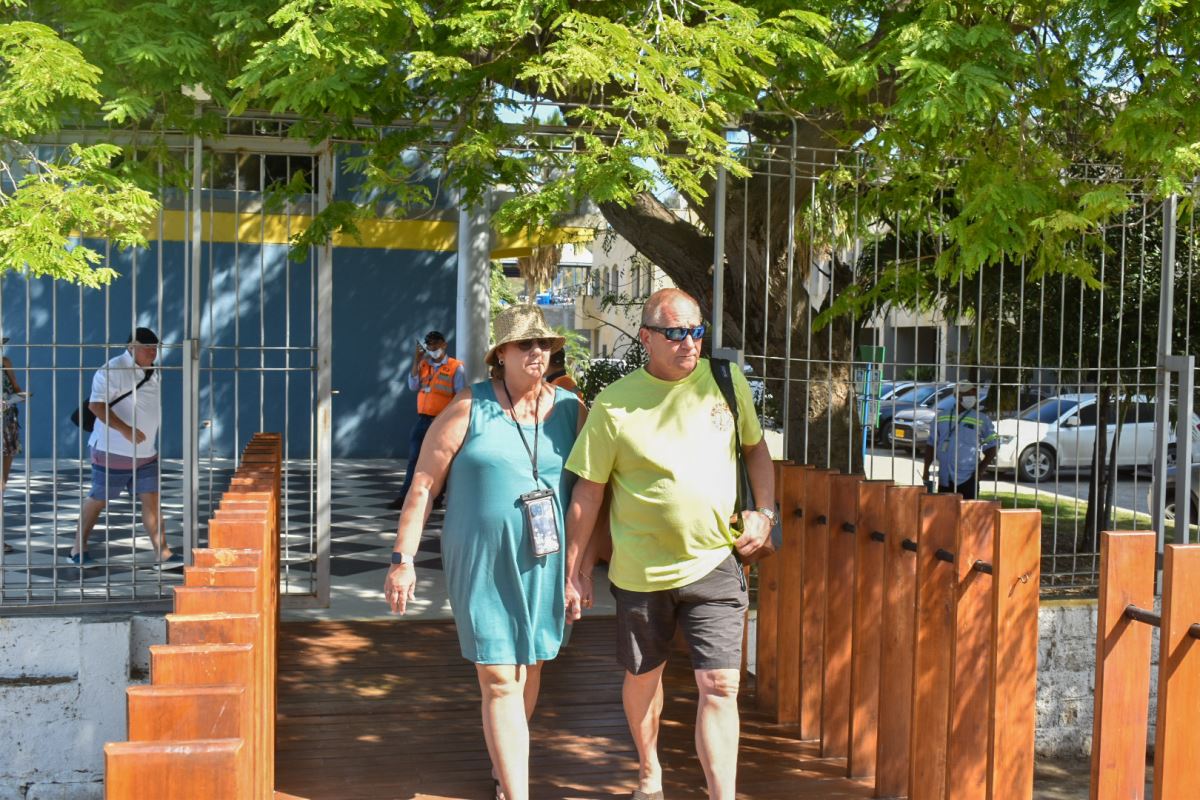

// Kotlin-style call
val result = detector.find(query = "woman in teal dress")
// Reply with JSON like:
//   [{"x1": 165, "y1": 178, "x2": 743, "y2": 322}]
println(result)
[{"x1": 384, "y1": 304, "x2": 587, "y2": 800}]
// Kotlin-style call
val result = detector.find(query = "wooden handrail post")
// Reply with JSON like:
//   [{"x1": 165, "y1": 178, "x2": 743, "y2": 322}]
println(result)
[
  {"x1": 848, "y1": 480, "x2": 890, "y2": 778},
  {"x1": 801, "y1": 469, "x2": 835, "y2": 740},
  {"x1": 1090, "y1": 532, "x2": 1156, "y2": 800},
  {"x1": 875, "y1": 485, "x2": 922, "y2": 799},
  {"x1": 754, "y1": 460, "x2": 787, "y2": 715},
  {"x1": 776, "y1": 464, "x2": 810, "y2": 725},
  {"x1": 987, "y1": 509, "x2": 1042, "y2": 800},
  {"x1": 105, "y1": 740, "x2": 246, "y2": 799},
  {"x1": 910, "y1": 493, "x2": 960, "y2": 800},
  {"x1": 944, "y1": 501, "x2": 999, "y2": 800},
  {"x1": 823, "y1": 474, "x2": 864, "y2": 759},
  {"x1": 1152, "y1": 544, "x2": 1200, "y2": 799}
]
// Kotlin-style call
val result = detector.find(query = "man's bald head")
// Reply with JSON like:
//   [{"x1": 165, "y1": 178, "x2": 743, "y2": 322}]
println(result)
[{"x1": 641, "y1": 288, "x2": 700, "y2": 327}]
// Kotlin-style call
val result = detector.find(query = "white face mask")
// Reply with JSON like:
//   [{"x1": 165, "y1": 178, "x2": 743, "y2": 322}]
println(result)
[
  {"x1": 960, "y1": 395, "x2": 978, "y2": 410},
  {"x1": 426, "y1": 347, "x2": 445, "y2": 360}
]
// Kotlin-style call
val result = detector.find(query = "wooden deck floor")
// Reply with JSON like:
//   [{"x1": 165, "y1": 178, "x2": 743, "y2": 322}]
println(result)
[{"x1": 275, "y1": 618, "x2": 874, "y2": 800}]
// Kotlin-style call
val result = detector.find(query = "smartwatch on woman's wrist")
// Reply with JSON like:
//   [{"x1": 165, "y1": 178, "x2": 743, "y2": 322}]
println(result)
[{"x1": 390, "y1": 552, "x2": 415, "y2": 566}]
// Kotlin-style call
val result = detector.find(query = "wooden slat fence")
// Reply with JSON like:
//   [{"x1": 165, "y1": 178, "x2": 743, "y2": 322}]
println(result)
[
  {"x1": 1090, "y1": 532, "x2": 1200, "y2": 800},
  {"x1": 756, "y1": 462, "x2": 1042, "y2": 800},
  {"x1": 104, "y1": 433, "x2": 282, "y2": 800}
]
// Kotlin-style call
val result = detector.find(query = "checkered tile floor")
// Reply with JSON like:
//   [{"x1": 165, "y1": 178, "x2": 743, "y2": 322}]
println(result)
[
  {"x1": 0, "y1": 458, "x2": 438, "y2": 609},
  {"x1": 0, "y1": 458, "x2": 607, "y2": 620}
]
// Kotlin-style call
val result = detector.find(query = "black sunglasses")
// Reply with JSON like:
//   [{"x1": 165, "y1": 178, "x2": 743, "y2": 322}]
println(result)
[
  {"x1": 643, "y1": 324, "x2": 706, "y2": 342},
  {"x1": 515, "y1": 338, "x2": 556, "y2": 351}
]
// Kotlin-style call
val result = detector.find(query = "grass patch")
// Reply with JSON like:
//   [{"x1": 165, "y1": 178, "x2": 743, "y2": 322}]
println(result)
[{"x1": 980, "y1": 490, "x2": 1183, "y2": 543}]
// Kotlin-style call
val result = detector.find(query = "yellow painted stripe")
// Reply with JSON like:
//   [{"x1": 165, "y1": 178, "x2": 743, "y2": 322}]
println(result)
[
  {"x1": 146, "y1": 211, "x2": 595, "y2": 258},
  {"x1": 155, "y1": 210, "x2": 457, "y2": 251}
]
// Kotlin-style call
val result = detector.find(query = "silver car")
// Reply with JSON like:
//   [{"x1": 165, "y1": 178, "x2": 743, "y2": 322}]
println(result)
[
  {"x1": 1148, "y1": 462, "x2": 1200, "y2": 528},
  {"x1": 888, "y1": 387, "x2": 961, "y2": 447}
]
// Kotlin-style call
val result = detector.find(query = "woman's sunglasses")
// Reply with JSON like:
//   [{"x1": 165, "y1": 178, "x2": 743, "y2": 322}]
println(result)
[
  {"x1": 515, "y1": 338, "x2": 556, "y2": 351},
  {"x1": 643, "y1": 324, "x2": 706, "y2": 342}
]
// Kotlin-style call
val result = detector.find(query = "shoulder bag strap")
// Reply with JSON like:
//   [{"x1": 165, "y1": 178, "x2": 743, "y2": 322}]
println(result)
[
  {"x1": 712, "y1": 359, "x2": 752, "y2": 511},
  {"x1": 108, "y1": 368, "x2": 154, "y2": 409}
]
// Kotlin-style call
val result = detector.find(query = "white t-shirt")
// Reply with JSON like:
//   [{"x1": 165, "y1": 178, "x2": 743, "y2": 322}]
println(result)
[{"x1": 87, "y1": 349, "x2": 161, "y2": 459}]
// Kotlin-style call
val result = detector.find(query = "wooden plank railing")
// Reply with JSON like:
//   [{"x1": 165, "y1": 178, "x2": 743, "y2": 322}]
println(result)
[
  {"x1": 104, "y1": 433, "x2": 282, "y2": 800},
  {"x1": 1090, "y1": 532, "x2": 1200, "y2": 800},
  {"x1": 753, "y1": 461, "x2": 1041, "y2": 799}
]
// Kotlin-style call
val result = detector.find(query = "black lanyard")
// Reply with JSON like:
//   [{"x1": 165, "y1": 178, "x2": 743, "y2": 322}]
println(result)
[{"x1": 501, "y1": 380, "x2": 541, "y2": 485}]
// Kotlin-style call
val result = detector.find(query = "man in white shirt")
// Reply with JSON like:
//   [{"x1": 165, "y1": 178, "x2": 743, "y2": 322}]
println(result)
[{"x1": 69, "y1": 328, "x2": 169, "y2": 565}]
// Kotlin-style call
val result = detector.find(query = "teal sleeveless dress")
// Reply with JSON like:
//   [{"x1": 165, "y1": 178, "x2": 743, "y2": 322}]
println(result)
[{"x1": 442, "y1": 380, "x2": 579, "y2": 665}]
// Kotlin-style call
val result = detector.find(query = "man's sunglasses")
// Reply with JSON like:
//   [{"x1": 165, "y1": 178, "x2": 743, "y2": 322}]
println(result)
[
  {"x1": 643, "y1": 324, "x2": 706, "y2": 342},
  {"x1": 515, "y1": 338, "x2": 556, "y2": 351}
]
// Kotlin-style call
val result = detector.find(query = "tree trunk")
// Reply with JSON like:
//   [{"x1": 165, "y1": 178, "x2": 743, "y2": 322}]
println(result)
[{"x1": 599, "y1": 153, "x2": 863, "y2": 472}]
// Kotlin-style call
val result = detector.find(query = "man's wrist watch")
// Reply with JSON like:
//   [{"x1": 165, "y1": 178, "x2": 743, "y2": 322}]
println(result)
[
  {"x1": 390, "y1": 552, "x2": 415, "y2": 566},
  {"x1": 757, "y1": 506, "x2": 778, "y2": 525}
]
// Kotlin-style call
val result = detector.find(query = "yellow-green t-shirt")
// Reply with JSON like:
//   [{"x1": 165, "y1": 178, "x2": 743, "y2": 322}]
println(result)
[{"x1": 565, "y1": 359, "x2": 764, "y2": 592}]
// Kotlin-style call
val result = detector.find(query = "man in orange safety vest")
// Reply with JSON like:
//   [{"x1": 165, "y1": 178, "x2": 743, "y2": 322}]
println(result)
[{"x1": 389, "y1": 330, "x2": 465, "y2": 510}]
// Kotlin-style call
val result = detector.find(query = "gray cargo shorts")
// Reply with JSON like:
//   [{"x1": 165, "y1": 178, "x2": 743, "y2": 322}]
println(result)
[{"x1": 610, "y1": 552, "x2": 749, "y2": 675}]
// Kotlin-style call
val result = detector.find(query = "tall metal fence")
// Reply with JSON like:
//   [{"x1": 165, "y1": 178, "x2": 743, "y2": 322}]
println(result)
[
  {"x1": 0, "y1": 137, "x2": 328, "y2": 609},
  {"x1": 708, "y1": 142, "x2": 1199, "y2": 594}
]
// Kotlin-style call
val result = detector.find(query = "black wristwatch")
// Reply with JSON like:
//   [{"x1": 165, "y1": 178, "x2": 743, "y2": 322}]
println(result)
[{"x1": 390, "y1": 552, "x2": 415, "y2": 566}]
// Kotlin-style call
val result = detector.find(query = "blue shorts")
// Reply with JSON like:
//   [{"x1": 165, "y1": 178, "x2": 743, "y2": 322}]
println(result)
[{"x1": 89, "y1": 459, "x2": 160, "y2": 500}]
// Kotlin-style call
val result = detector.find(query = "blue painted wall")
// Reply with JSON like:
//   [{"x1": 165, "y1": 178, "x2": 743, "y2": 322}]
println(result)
[{"x1": 0, "y1": 239, "x2": 457, "y2": 460}]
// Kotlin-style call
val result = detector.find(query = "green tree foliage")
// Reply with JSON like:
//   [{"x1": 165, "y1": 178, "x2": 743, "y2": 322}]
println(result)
[
  {"x1": 9, "y1": 0, "x2": 1200, "y2": 462},
  {"x1": 12, "y1": 0, "x2": 1200, "y2": 293},
  {"x1": 0, "y1": 6, "x2": 156, "y2": 286}
]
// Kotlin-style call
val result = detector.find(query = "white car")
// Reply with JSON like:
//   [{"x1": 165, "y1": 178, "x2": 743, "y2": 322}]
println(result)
[{"x1": 994, "y1": 394, "x2": 1198, "y2": 482}]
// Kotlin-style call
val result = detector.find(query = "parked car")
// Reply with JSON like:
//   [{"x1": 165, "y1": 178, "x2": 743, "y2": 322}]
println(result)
[
  {"x1": 1016, "y1": 368, "x2": 1061, "y2": 411},
  {"x1": 874, "y1": 382, "x2": 953, "y2": 443},
  {"x1": 1145, "y1": 462, "x2": 1200, "y2": 527},
  {"x1": 993, "y1": 394, "x2": 1180, "y2": 482},
  {"x1": 889, "y1": 393, "x2": 962, "y2": 447},
  {"x1": 878, "y1": 380, "x2": 914, "y2": 401}
]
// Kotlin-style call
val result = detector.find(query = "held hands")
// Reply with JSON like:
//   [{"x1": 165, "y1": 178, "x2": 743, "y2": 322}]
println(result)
[
  {"x1": 384, "y1": 563, "x2": 417, "y2": 615},
  {"x1": 565, "y1": 572, "x2": 593, "y2": 623},
  {"x1": 732, "y1": 509, "x2": 773, "y2": 560}
]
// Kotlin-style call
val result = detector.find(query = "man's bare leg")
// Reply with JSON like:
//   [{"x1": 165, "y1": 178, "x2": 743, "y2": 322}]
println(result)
[
  {"x1": 74, "y1": 497, "x2": 106, "y2": 557},
  {"x1": 623, "y1": 663, "x2": 667, "y2": 795},
  {"x1": 138, "y1": 492, "x2": 168, "y2": 559},
  {"x1": 694, "y1": 668, "x2": 741, "y2": 800}
]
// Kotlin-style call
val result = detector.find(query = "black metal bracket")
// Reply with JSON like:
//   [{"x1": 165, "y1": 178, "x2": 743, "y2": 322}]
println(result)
[
  {"x1": 901, "y1": 538, "x2": 918, "y2": 553},
  {"x1": 972, "y1": 560, "x2": 994, "y2": 575},
  {"x1": 842, "y1": 522, "x2": 856, "y2": 534},
  {"x1": 1124, "y1": 605, "x2": 1161, "y2": 628},
  {"x1": 793, "y1": 507, "x2": 804, "y2": 519},
  {"x1": 815, "y1": 514, "x2": 828, "y2": 525},
  {"x1": 1124, "y1": 605, "x2": 1200, "y2": 639},
  {"x1": 869, "y1": 531, "x2": 886, "y2": 543},
  {"x1": 934, "y1": 548, "x2": 956, "y2": 564}
]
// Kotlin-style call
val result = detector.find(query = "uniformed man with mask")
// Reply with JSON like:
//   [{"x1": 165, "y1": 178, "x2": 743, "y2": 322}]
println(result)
[
  {"x1": 921, "y1": 381, "x2": 998, "y2": 500},
  {"x1": 389, "y1": 330, "x2": 465, "y2": 510}
]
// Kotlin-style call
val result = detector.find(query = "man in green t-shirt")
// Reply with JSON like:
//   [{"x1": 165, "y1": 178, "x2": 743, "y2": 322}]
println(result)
[{"x1": 564, "y1": 288, "x2": 776, "y2": 800}]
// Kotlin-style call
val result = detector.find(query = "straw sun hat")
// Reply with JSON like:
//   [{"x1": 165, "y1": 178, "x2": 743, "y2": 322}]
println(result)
[{"x1": 485, "y1": 304, "x2": 565, "y2": 367}]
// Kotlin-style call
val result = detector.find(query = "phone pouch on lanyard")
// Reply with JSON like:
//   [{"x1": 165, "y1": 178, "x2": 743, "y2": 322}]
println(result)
[{"x1": 520, "y1": 488, "x2": 560, "y2": 556}]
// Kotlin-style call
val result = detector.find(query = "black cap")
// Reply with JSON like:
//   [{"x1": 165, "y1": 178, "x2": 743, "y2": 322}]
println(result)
[
  {"x1": 129, "y1": 327, "x2": 159, "y2": 345},
  {"x1": 424, "y1": 330, "x2": 446, "y2": 344}
]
